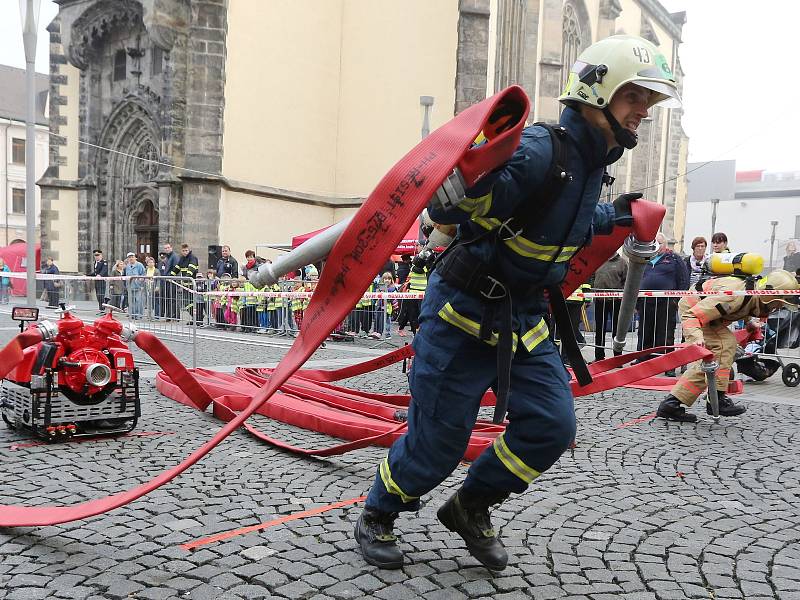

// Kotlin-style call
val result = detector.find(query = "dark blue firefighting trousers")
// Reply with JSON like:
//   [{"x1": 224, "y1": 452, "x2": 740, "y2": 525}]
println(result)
[{"x1": 365, "y1": 289, "x2": 576, "y2": 513}]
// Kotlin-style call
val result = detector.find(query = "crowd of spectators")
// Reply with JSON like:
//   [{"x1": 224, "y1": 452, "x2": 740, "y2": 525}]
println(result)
[
  {"x1": 40, "y1": 231, "x2": 798, "y2": 353},
  {"x1": 573, "y1": 230, "x2": 800, "y2": 370}
]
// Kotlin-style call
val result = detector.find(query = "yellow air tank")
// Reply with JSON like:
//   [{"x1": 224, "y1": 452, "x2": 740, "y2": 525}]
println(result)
[{"x1": 708, "y1": 252, "x2": 764, "y2": 276}]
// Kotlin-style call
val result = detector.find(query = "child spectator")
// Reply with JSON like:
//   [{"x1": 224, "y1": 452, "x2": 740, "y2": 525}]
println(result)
[{"x1": 371, "y1": 271, "x2": 396, "y2": 339}]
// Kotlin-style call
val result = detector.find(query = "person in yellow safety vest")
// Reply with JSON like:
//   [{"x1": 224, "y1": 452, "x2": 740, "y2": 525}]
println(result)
[
  {"x1": 657, "y1": 269, "x2": 800, "y2": 422},
  {"x1": 397, "y1": 256, "x2": 428, "y2": 336},
  {"x1": 290, "y1": 277, "x2": 306, "y2": 332},
  {"x1": 242, "y1": 279, "x2": 260, "y2": 332},
  {"x1": 348, "y1": 275, "x2": 376, "y2": 338},
  {"x1": 270, "y1": 282, "x2": 283, "y2": 332},
  {"x1": 254, "y1": 281, "x2": 268, "y2": 333},
  {"x1": 265, "y1": 285, "x2": 277, "y2": 332},
  {"x1": 225, "y1": 278, "x2": 243, "y2": 330},
  {"x1": 560, "y1": 282, "x2": 591, "y2": 365}
]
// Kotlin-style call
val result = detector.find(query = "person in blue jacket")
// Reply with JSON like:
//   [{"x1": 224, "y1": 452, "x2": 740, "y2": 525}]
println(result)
[
  {"x1": 0, "y1": 257, "x2": 11, "y2": 304},
  {"x1": 354, "y1": 35, "x2": 682, "y2": 571},
  {"x1": 636, "y1": 232, "x2": 689, "y2": 372}
]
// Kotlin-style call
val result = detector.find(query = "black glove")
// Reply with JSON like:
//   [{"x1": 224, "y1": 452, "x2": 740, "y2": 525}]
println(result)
[{"x1": 612, "y1": 192, "x2": 642, "y2": 227}]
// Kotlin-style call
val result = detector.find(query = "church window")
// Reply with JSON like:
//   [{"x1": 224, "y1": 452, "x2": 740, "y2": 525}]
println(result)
[
  {"x1": 561, "y1": 3, "x2": 583, "y2": 87},
  {"x1": 152, "y1": 46, "x2": 163, "y2": 75},
  {"x1": 114, "y1": 49, "x2": 127, "y2": 81}
]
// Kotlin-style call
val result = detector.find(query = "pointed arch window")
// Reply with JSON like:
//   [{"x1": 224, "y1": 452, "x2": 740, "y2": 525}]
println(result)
[
  {"x1": 114, "y1": 49, "x2": 127, "y2": 81},
  {"x1": 561, "y1": 3, "x2": 583, "y2": 87},
  {"x1": 152, "y1": 46, "x2": 163, "y2": 75}
]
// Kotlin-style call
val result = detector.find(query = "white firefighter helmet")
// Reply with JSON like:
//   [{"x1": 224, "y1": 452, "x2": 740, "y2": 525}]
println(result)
[{"x1": 559, "y1": 35, "x2": 681, "y2": 110}]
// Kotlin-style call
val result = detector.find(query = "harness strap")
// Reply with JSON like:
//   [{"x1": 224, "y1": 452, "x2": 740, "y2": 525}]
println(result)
[
  {"x1": 490, "y1": 123, "x2": 571, "y2": 243},
  {"x1": 493, "y1": 294, "x2": 514, "y2": 424},
  {"x1": 436, "y1": 242, "x2": 594, "y2": 418},
  {"x1": 547, "y1": 285, "x2": 592, "y2": 386},
  {"x1": 436, "y1": 244, "x2": 516, "y2": 423}
]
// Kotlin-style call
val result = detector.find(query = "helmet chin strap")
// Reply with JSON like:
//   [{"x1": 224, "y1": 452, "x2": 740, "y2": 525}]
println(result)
[{"x1": 602, "y1": 107, "x2": 638, "y2": 149}]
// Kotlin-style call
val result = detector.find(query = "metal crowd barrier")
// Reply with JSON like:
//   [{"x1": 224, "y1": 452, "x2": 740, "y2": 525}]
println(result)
[
  {"x1": 2, "y1": 273, "x2": 798, "y2": 384},
  {"x1": 195, "y1": 279, "x2": 422, "y2": 346},
  {"x1": 572, "y1": 289, "x2": 800, "y2": 385},
  {"x1": 0, "y1": 273, "x2": 198, "y2": 368}
]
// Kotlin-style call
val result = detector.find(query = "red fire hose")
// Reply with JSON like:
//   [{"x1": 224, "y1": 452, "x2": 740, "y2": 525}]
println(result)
[{"x1": 0, "y1": 85, "x2": 530, "y2": 526}]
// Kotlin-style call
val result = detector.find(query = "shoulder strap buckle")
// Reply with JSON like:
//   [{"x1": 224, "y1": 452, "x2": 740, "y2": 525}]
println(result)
[
  {"x1": 480, "y1": 275, "x2": 508, "y2": 300},
  {"x1": 496, "y1": 218, "x2": 524, "y2": 241}
]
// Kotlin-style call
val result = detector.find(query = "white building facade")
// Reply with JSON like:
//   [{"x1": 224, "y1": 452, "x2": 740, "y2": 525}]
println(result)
[
  {"x1": 0, "y1": 65, "x2": 49, "y2": 248},
  {"x1": 684, "y1": 160, "x2": 800, "y2": 270}
]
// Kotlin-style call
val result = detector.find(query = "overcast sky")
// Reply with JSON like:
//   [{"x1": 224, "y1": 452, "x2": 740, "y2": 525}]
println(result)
[{"x1": 1, "y1": 0, "x2": 797, "y2": 173}]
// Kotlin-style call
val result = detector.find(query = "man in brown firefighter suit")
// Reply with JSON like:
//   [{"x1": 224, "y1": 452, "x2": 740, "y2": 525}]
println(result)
[{"x1": 657, "y1": 269, "x2": 799, "y2": 422}]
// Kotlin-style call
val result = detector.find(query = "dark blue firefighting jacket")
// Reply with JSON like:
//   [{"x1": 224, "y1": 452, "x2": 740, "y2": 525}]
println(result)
[{"x1": 423, "y1": 106, "x2": 623, "y2": 354}]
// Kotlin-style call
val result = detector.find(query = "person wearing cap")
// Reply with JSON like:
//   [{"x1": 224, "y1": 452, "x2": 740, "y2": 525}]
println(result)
[
  {"x1": 657, "y1": 270, "x2": 800, "y2": 421},
  {"x1": 355, "y1": 35, "x2": 682, "y2": 571},
  {"x1": 124, "y1": 252, "x2": 146, "y2": 319},
  {"x1": 89, "y1": 249, "x2": 109, "y2": 313}
]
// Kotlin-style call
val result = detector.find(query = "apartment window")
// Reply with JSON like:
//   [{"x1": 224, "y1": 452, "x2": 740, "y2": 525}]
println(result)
[
  {"x1": 152, "y1": 46, "x2": 163, "y2": 75},
  {"x1": 114, "y1": 49, "x2": 127, "y2": 81},
  {"x1": 11, "y1": 138, "x2": 25, "y2": 165},
  {"x1": 11, "y1": 189, "x2": 25, "y2": 214}
]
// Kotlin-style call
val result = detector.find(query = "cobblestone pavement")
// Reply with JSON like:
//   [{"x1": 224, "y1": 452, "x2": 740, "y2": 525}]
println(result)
[{"x1": 0, "y1": 311, "x2": 799, "y2": 600}]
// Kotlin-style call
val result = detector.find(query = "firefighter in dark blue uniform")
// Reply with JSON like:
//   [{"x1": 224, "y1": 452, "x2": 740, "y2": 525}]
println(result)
[{"x1": 355, "y1": 35, "x2": 682, "y2": 570}]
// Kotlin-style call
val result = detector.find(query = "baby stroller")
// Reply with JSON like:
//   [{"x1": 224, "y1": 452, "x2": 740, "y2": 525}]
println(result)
[{"x1": 734, "y1": 317, "x2": 800, "y2": 387}]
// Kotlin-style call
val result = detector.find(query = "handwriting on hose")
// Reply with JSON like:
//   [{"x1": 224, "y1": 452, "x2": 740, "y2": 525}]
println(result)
[
  {"x1": 305, "y1": 150, "x2": 440, "y2": 331},
  {"x1": 568, "y1": 254, "x2": 589, "y2": 276},
  {"x1": 389, "y1": 151, "x2": 436, "y2": 208}
]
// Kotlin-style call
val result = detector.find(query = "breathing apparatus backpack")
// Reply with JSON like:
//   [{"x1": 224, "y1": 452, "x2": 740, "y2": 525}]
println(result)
[{"x1": 695, "y1": 252, "x2": 765, "y2": 293}]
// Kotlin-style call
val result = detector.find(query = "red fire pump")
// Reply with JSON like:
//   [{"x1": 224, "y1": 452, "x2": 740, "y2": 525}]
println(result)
[{"x1": 1, "y1": 305, "x2": 140, "y2": 441}]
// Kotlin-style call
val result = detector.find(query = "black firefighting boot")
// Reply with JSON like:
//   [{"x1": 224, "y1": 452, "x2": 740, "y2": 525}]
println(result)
[
  {"x1": 354, "y1": 507, "x2": 403, "y2": 569},
  {"x1": 437, "y1": 488, "x2": 509, "y2": 571},
  {"x1": 656, "y1": 395, "x2": 698, "y2": 423},
  {"x1": 707, "y1": 392, "x2": 746, "y2": 417}
]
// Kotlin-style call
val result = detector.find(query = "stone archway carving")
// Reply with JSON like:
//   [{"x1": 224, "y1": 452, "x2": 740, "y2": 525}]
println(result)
[
  {"x1": 94, "y1": 98, "x2": 162, "y2": 261},
  {"x1": 67, "y1": 0, "x2": 144, "y2": 70}
]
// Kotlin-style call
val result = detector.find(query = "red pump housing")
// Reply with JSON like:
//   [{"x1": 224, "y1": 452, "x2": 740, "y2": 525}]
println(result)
[{"x1": 1, "y1": 309, "x2": 140, "y2": 440}]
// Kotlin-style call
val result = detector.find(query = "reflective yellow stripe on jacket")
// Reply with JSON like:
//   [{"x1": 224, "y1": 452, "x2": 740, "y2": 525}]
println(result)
[
  {"x1": 493, "y1": 432, "x2": 541, "y2": 484},
  {"x1": 567, "y1": 283, "x2": 591, "y2": 303},
  {"x1": 457, "y1": 192, "x2": 493, "y2": 218},
  {"x1": 438, "y1": 303, "x2": 550, "y2": 354},
  {"x1": 472, "y1": 217, "x2": 579, "y2": 262},
  {"x1": 520, "y1": 318, "x2": 549, "y2": 351}
]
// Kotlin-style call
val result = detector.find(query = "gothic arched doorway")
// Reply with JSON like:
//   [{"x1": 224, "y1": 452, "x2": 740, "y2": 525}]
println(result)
[
  {"x1": 134, "y1": 198, "x2": 159, "y2": 259},
  {"x1": 95, "y1": 99, "x2": 162, "y2": 261}
]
